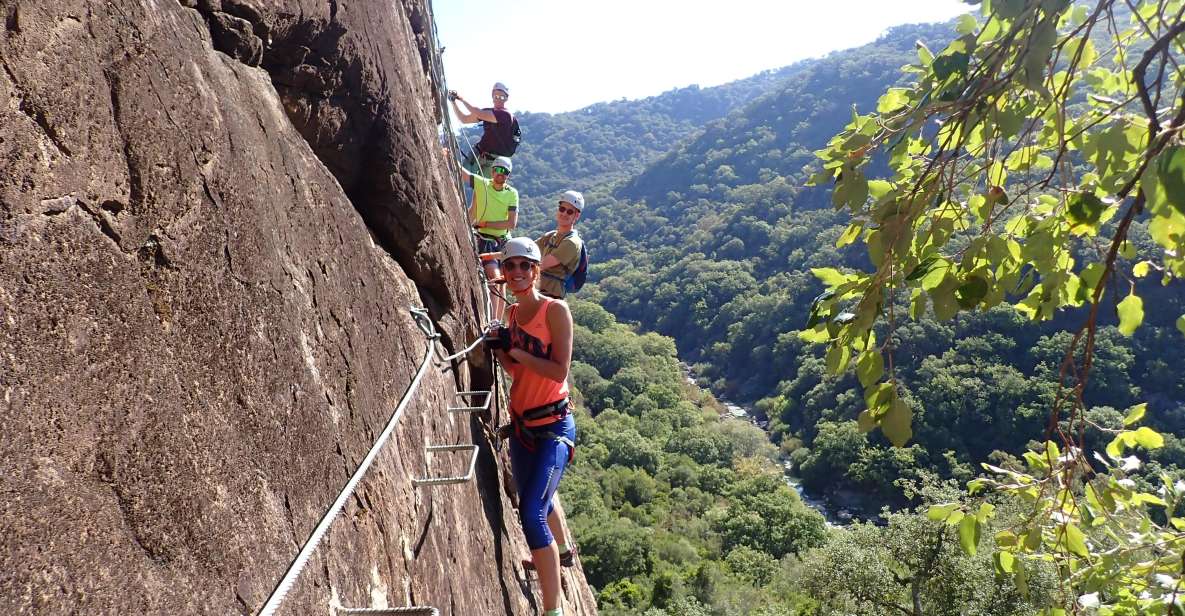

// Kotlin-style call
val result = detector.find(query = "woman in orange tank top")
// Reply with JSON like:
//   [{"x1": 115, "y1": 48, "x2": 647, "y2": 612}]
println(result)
[{"x1": 484, "y1": 237, "x2": 576, "y2": 616}]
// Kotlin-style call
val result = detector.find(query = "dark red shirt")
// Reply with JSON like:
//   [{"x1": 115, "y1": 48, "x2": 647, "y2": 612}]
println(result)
[{"x1": 476, "y1": 108, "x2": 516, "y2": 157}]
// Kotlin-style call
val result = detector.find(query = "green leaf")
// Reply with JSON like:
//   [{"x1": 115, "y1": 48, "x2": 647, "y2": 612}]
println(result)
[
  {"x1": 811, "y1": 267, "x2": 849, "y2": 287},
  {"x1": 882, "y1": 398, "x2": 913, "y2": 447},
  {"x1": 1023, "y1": 528, "x2": 1042, "y2": 550},
  {"x1": 956, "y1": 13, "x2": 978, "y2": 35},
  {"x1": 798, "y1": 327, "x2": 830, "y2": 344},
  {"x1": 995, "y1": 530, "x2": 1018, "y2": 547},
  {"x1": 856, "y1": 409, "x2": 877, "y2": 433},
  {"x1": 868, "y1": 179, "x2": 894, "y2": 199},
  {"x1": 933, "y1": 51, "x2": 970, "y2": 81},
  {"x1": 906, "y1": 256, "x2": 940, "y2": 282},
  {"x1": 916, "y1": 40, "x2": 934, "y2": 66},
  {"x1": 836, "y1": 223, "x2": 863, "y2": 248},
  {"x1": 1178, "y1": 315, "x2": 1185, "y2": 336},
  {"x1": 876, "y1": 89, "x2": 909, "y2": 114},
  {"x1": 1122, "y1": 403, "x2": 1147, "y2": 427},
  {"x1": 959, "y1": 515, "x2": 980, "y2": 555},
  {"x1": 1068, "y1": 192, "x2": 1105, "y2": 227},
  {"x1": 1080, "y1": 262, "x2": 1105, "y2": 292},
  {"x1": 1132, "y1": 261, "x2": 1152, "y2": 278},
  {"x1": 931, "y1": 280, "x2": 961, "y2": 321},
  {"x1": 1133, "y1": 426, "x2": 1164, "y2": 449},
  {"x1": 856, "y1": 350, "x2": 884, "y2": 388},
  {"x1": 1116, "y1": 293, "x2": 1144, "y2": 336},
  {"x1": 995, "y1": 550, "x2": 1015, "y2": 574},
  {"x1": 955, "y1": 276, "x2": 989, "y2": 309},
  {"x1": 1062, "y1": 523, "x2": 1088, "y2": 558},
  {"x1": 1157, "y1": 145, "x2": 1185, "y2": 215},
  {"x1": 927, "y1": 503, "x2": 958, "y2": 521},
  {"x1": 1106, "y1": 434, "x2": 1126, "y2": 459},
  {"x1": 825, "y1": 343, "x2": 852, "y2": 374}
]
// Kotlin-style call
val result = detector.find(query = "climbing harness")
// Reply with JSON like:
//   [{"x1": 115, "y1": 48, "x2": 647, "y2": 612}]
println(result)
[{"x1": 506, "y1": 398, "x2": 577, "y2": 464}]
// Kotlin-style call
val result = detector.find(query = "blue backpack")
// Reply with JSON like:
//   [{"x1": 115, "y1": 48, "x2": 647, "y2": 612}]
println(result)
[{"x1": 565, "y1": 239, "x2": 589, "y2": 294}]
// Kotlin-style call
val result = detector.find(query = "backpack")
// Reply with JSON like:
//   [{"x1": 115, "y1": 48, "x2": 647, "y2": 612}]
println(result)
[
  {"x1": 504, "y1": 115, "x2": 522, "y2": 156},
  {"x1": 564, "y1": 240, "x2": 588, "y2": 293}
]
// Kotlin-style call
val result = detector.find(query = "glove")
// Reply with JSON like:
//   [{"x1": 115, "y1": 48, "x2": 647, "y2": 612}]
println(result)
[
  {"x1": 484, "y1": 325, "x2": 511, "y2": 352},
  {"x1": 495, "y1": 423, "x2": 513, "y2": 440}
]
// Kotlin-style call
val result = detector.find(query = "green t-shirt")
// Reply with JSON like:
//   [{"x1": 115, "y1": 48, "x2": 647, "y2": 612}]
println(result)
[
  {"x1": 472, "y1": 176, "x2": 518, "y2": 238},
  {"x1": 536, "y1": 230, "x2": 582, "y2": 298}
]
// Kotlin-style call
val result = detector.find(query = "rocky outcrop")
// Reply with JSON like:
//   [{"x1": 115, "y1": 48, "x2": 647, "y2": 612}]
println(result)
[{"x1": 0, "y1": 1, "x2": 596, "y2": 614}]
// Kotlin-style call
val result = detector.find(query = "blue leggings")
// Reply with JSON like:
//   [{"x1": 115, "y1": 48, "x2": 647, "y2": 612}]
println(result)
[{"x1": 508, "y1": 414, "x2": 576, "y2": 550}]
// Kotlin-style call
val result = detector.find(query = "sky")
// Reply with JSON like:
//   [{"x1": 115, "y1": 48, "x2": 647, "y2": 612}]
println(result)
[{"x1": 435, "y1": 0, "x2": 974, "y2": 114}]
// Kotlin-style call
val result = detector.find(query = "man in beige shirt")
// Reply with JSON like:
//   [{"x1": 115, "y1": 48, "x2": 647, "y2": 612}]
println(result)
[{"x1": 535, "y1": 190, "x2": 585, "y2": 299}]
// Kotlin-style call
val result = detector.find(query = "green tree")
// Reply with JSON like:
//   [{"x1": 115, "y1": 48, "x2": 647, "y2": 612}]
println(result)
[{"x1": 806, "y1": 0, "x2": 1185, "y2": 610}]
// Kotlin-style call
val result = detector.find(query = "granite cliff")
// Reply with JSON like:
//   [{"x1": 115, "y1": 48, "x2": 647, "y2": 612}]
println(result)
[{"x1": 0, "y1": 0, "x2": 596, "y2": 613}]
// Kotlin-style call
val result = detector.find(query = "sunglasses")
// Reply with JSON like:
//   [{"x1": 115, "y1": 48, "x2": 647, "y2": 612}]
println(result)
[
  {"x1": 492, "y1": 166, "x2": 510, "y2": 175},
  {"x1": 558, "y1": 205, "x2": 578, "y2": 216},
  {"x1": 493, "y1": 94, "x2": 508, "y2": 101},
  {"x1": 502, "y1": 259, "x2": 535, "y2": 272}
]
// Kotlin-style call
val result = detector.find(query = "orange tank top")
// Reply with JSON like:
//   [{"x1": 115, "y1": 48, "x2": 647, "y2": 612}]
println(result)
[{"x1": 506, "y1": 298, "x2": 569, "y2": 420}]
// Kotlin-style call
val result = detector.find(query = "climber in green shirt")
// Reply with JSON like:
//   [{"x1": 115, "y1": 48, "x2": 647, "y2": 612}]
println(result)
[
  {"x1": 460, "y1": 155, "x2": 518, "y2": 254},
  {"x1": 461, "y1": 156, "x2": 518, "y2": 319}
]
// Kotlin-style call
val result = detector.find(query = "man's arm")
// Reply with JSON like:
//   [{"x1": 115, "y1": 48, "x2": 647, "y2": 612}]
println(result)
[
  {"x1": 539, "y1": 238, "x2": 577, "y2": 270},
  {"x1": 451, "y1": 96, "x2": 498, "y2": 123},
  {"x1": 465, "y1": 172, "x2": 481, "y2": 224}
]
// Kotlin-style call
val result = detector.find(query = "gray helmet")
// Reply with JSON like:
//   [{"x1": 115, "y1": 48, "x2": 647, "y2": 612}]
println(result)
[
  {"x1": 491, "y1": 156, "x2": 513, "y2": 174},
  {"x1": 492, "y1": 82, "x2": 509, "y2": 95},
  {"x1": 501, "y1": 237, "x2": 541, "y2": 262},
  {"x1": 559, "y1": 189, "x2": 585, "y2": 211}
]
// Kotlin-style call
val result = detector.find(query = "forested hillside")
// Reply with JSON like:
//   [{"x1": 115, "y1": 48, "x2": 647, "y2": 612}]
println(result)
[
  {"x1": 534, "y1": 18, "x2": 1185, "y2": 516},
  {"x1": 562, "y1": 300, "x2": 1050, "y2": 615}
]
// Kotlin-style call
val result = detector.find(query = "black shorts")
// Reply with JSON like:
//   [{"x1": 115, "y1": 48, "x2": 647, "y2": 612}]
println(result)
[{"x1": 476, "y1": 233, "x2": 506, "y2": 255}]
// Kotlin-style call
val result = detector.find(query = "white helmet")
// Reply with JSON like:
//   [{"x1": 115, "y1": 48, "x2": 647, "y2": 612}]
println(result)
[
  {"x1": 492, "y1": 82, "x2": 509, "y2": 95},
  {"x1": 491, "y1": 156, "x2": 513, "y2": 174},
  {"x1": 501, "y1": 237, "x2": 541, "y2": 262},
  {"x1": 559, "y1": 189, "x2": 585, "y2": 211}
]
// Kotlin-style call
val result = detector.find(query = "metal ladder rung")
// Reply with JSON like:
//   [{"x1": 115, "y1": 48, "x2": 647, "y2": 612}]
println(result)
[
  {"x1": 448, "y1": 390, "x2": 492, "y2": 413},
  {"x1": 412, "y1": 444, "x2": 479, "y2": 487},
  {"x1": 334, "y1": 607, "x2": 439, "y2": 616}
]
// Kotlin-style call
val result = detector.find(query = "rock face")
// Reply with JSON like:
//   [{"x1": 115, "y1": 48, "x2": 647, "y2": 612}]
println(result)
[{"x1": 0, "y1": 1, "x2": 597, "y2": 614}]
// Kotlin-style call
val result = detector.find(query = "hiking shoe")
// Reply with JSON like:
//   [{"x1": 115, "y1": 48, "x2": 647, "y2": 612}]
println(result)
[{"x1": 521, "y1": 547, "x2": 576, "y2": 571}]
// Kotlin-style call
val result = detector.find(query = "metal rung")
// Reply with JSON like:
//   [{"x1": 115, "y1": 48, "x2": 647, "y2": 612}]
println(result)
[
  {"x1": 334, "y1": 607, "x2": 439, "y2": 616},
  {"x1": 412, "y1": 444, "x2": 479, "y2": 487},
  {"x1": 448, "y1": 390, "x2": 492, "y2": 413}
]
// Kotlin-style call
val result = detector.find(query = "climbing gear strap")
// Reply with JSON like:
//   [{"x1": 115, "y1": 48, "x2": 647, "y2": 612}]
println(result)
[
  {"x1": 505, "y1": 398, "x2": 575, "y2": 463},
  {"x1": 518, "y1": 397, "x2": 569, "y2": 426}
]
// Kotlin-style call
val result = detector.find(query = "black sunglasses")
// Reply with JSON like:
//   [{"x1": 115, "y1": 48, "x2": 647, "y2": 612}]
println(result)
[
  {"x1": 502, "y1": 259, "x2": 535, "y2": 272},
  {"x1": 492, "y1": 166, "x2": 510, "y2": 175},
  {"x1": 558, "y1": 205, "x2": 578, "y2": 215}
]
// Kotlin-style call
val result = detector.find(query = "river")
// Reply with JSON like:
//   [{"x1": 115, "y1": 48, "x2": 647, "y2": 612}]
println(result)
[{"x1": 683, "y1": 366, "x2": 855, "y2": 526}]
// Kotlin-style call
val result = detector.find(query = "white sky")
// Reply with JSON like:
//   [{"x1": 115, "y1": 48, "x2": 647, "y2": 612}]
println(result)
[{"x1": 435, "y1": 0, "x2": 974, "y2": 114}]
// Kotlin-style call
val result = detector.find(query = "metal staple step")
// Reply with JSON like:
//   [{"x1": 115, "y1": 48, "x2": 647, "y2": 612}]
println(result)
[
  {"x1": 334, "y1": 607, "x2": 439, "y2": 616},
  {"x1": 412, "y1": 444, "x2": 479, "y2": 487},
  {"x1": 448, "y1": 390, "x2": 492, "y2": 414}
]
